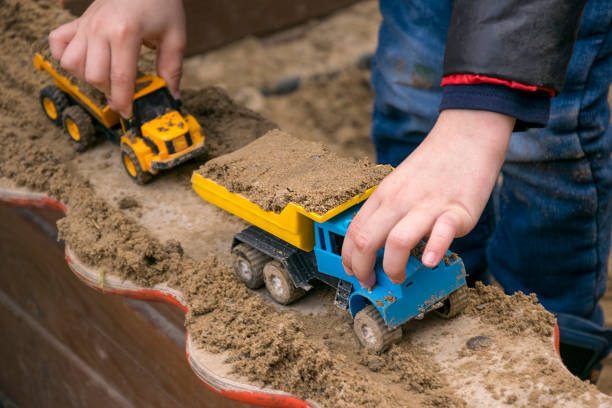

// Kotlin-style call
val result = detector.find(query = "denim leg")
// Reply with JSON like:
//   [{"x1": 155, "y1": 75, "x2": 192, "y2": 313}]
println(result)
[
  {"x1": 487, "y1": 0, "x2": 612, "y2": 378},
  {"x1": 373, "y1": 0, "x2": 612, "y2": 378},
  {"x1": 371, "y1": 0, "x2": 493, "y2": 284}
]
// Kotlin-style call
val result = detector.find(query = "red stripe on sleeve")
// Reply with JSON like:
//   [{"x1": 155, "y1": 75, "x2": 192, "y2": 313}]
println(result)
[{"x1": 441, "y1": 74, "x2": 556, "y2": 97}]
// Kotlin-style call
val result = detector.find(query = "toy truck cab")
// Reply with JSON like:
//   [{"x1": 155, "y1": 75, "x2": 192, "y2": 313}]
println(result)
[
  {"x1": 313, "y1": 206, "x2": 468, "y2": 351},
  {"x1": 119, "y1": 76, "x2": 206, "y2": 184}
]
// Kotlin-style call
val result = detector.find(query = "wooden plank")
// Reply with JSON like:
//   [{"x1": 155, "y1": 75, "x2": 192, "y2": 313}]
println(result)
[
  {"x1": 61, "y1": 0, "x2": 361, "y2": 56},
  {"x1": 0, "y1": 205, "x2": 251, "y2": 408}
]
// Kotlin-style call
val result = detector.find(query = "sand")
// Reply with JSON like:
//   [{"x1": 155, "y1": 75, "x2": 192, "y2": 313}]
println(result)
[
  {"x1": 197, "y1": 129, "x2": 391, "y2": 214},
  {"x1": 0, "y1": 0, "x2": 609, "y2": 406},
  {"x1": 261, "y1": 67, "x2": 376, "y2": 160},
  {"x1": 181, "y1": 1, "x2": 381, "y2": 95}
]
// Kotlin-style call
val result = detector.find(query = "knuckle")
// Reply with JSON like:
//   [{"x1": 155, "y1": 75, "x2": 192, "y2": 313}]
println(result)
[
  {"x1": 439, "y1": 211, "x2": 460, "y2": 227},
  {"x1": 161, "y1": 67, "x2": 182, "y2": 83},
  {"x1": 169, "y1": 36, "x2": 186, "y2": 53},
  {"x1": 90, "y1": 17, "x2": 109, "y2": 34},
  {"x1": 429, "y1": 228, "x2": 451, "y2": 243},
  {"x1": 48, "y1": 29, "x2": 60, "y2": 44},
  {"x1": 85, "y1": 72, "x2": 104, "y2": 87},
  {"x1": 345, "y1": 224, "x2": 359, "y2": 244},
  {"x1": 60, "y1": 56, "x2": 77, "y2": 72},
  {"x1": 386, "y1": 232, "x2": 412, "y2": 250},
  {"x1": 110, "y1": 71, "x2": 130, "y2": 86},
  {"x1": 353, "y1": 232, "x2": 373, "y2": 253},
  {"x1": 110, "y1": 20, "x2": 135, "y2": 41}
]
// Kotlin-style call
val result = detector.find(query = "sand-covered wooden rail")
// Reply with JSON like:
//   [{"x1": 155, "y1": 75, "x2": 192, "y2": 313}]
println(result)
[{"x1": 2, "y1": 179, "x2": 611, "y2": 408}]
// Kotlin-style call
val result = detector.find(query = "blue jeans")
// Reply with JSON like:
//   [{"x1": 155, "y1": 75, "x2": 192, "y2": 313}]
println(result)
[{"x1": 372, "y1": 0, "x2": 612, "y2": 378}]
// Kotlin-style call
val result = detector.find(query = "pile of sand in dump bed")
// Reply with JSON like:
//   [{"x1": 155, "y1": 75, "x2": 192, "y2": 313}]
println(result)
[{"x1": 198, "y1": 129, "x2": 392, "y2": 214}]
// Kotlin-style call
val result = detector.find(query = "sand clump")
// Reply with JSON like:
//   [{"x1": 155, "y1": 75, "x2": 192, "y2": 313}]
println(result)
[
  {"x1": 465, "y1": 282, "x2": 557, "y2": 339},
  {"x1": 198, "y1": 129, "x2": 392, "y2": 214}
]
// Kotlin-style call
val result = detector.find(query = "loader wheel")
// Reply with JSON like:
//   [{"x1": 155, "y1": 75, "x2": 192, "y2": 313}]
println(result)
[
  {"x1": 231, "y1": 243, "x2": 269, "y2": 289},
  {"x1": 120, "y1": 144, "x2": 152, "y2": 185},
  {"x1": 435, "y1": 284, "x2": 469, "y2": 319},
  {"x1": 354, "y1": 304, "x2": 403, "y2": 353},
  {"x1": 40, "y1": 85, "x2": 69, "y2": 126},
  {"x1": 263, "y1": 260, "x2": 305, "y2": 305},
  {"x1": 62, "y1": 106, "x2": 95, "y2": 151}
]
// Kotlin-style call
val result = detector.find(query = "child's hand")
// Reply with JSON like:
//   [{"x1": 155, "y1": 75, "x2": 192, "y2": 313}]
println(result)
[
  {"x1": 48, "y1": 0, "x2": 186, "y2": 118},
  {"x1": 341, "y1": 109, "x2": 515, "y2": 288}
]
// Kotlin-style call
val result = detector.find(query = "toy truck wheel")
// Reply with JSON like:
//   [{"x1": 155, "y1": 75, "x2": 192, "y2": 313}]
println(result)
[
  {"x1": 263, "y1": 260, "x2": 305, "y2": 305},
  {"x1": 434, "y1": 284, "x2": 469, "y2": 319},
  {"x1": 120, "y1": 144, "x2": 153, "y2": 185},
  {"x1": 40, "y1": 85, "x2": 69, "y2": 126},
  {"x1": 353, "y1": 305, "x2": 402, "y2": 353},
  {"x1": 62, "y1": 106, "x2": 95, "y2": 151},
  {"x1": 231, "y1": 244, "x2": 268, "y2": 289}
]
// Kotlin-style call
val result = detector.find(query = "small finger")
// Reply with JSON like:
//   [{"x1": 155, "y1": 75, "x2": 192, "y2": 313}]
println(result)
[
  {"x1": 85, "y1": 36, "x2": 111, "y2": 95},
  {"x1": 382, "y1": 209, "x2": 434, "y2": 283},
  {"x1": 348, "y1": 205, "x2": 405, "y2": 288},
  {"x1": 422, "y1": 211, "x2": 461, "y2": 267},
  {"x1": 49, "y1": 21, "x2": 78, "y2": 61},
  {"x1": 59, "y1": 31, "x2": 87, "y2": 79},
  {"x1": 156, "y1": 30, "x2": 186, "y2": 99},
  {"x1": 341, "y1": 193, "x2": 382, "y2": 275},
  {"x1": 110, "y1": 35, "x2": 140, "y2": 117}
]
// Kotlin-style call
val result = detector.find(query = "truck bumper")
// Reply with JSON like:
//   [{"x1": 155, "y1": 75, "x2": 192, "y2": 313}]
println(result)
[{"x1": 150, "y1": 143, "x2": 206, "y2": 171}]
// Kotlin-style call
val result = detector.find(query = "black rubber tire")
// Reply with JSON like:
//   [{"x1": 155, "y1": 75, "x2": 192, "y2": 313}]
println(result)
[
  {"x1": 40, "y1": 85, "x2": 69, "y2": 126},
  {"x1": 231, "y1": 243, "x2": 269, "y2": 289},
  {"x1": 120, "y1": 143, "x2": 153, "y2": 185},
  {"x1": 434, "y1": 284, "x2": 469, "y2": 319},
  {"x1": 62, "y1": 105, "x2": 95, "y2": 152},
  {"x1": 263, "y1": 260, "x2": 305, "y2": 305},
  {"x1": 353, "y1": 304, "x2": 403, "y2": 353}
]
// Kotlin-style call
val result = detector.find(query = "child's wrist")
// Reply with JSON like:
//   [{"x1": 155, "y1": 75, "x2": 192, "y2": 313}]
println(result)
[{"x1": 435, "y1": 109, "x2": 514, "y2": 162}]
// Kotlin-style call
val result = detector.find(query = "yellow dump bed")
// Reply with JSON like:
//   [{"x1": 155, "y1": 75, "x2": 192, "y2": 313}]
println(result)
[
  {"x1": 33, "y1": 53, "x2": 119, "y2": 128},
  {"x1": 191, "y1": 173, "x2": 376, "y2": 252}
]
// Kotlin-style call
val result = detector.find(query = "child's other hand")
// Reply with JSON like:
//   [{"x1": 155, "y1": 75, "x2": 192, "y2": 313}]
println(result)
[
  {"x1": 341, "y1": 110, "x2": 515, "y2": 288},
  {"x1": 48, "y1": 0, "x2": 186, "y2": 118}
]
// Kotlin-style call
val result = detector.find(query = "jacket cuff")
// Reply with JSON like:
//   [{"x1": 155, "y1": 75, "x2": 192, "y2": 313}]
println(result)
[
  {"x1": 441, "y1": 74, "x2": 556, "y2": 97},
  {"x1": 439, "y1": 84, "x2": 551, "y2": 132}
]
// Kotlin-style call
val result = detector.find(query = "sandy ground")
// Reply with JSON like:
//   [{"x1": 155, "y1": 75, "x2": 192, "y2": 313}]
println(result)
[
  {"x1": 181, "y1": 1, "x2": 380, "y2": 95},
  {"x1": 1, "y1": 0, "x2": 611, "y2": 406},
  {"x1": 184, "y1": 0, "x2": 612, "y2": 397}
]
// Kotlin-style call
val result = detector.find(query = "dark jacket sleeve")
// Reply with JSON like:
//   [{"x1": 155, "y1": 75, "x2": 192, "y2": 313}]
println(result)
[{"x1": 443, "y1": 0, "x2": 587, "y2": 94}]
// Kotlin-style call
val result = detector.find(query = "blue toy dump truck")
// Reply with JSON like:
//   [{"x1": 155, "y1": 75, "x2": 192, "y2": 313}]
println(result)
[{"x1": 192, "y1": 173, "x2": 467, "y2": 352}]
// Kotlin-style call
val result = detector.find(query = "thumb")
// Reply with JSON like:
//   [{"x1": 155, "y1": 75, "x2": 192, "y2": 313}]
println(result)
[{"x1": 156, "y1": 30, "x2": 186, "y2": 100}]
